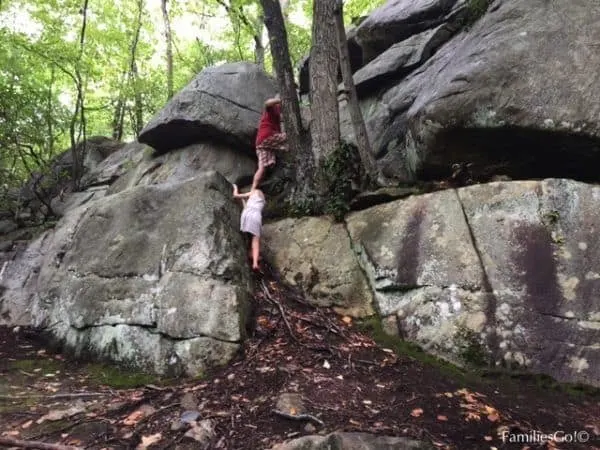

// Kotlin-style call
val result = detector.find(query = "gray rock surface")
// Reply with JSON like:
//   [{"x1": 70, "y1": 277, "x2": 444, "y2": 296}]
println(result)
[
  {"x1": 139, "y1": 62, "x2": 277, "y2": 153},
  {"x1": 271, "y1": 432, "x2": 433, "y2": 450},
  {"x1": 353, "y1": 24, "x2": 455, "y2": 95},
  {"x1": 346, "y1": 0, "x2": 600, "y2": 183},
  {"x1": 345, "y1": 179, "x2": 600, "y2": 386},
  {"x1": 3, "y1": 171, "x2": 252, "y2": 375},
  {"x1": 262, "y1": 217, "x2": 373, "y2": 317},
  {"x1": 355, "y1": 0, "x2": 466, "y2": 62}
]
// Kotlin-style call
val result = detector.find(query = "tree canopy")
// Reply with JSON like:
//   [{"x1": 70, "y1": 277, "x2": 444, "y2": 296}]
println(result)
[{"x1": 0, "y1": 0, "x2": 385, "y2": 200}]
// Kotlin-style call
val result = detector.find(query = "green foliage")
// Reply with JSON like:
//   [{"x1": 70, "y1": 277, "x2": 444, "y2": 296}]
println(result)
[
  {"x1": 342, "y1": 0, "x2": 386, "y2": 26},
  {"x1": 287, "y1": 191, "x2": 319, "y2": 218},
  {"x1": 454, "y1": 325, "x2": 488, "y2": 367},
  {"x1": 320, "y1": 143, "x2": 363, "y2": 221},
  {"x1": 463, "y1": 0, "x2": 491, "y2": 28},
  {"x1": 357, "y1": 316, "x2": 471, "y2": 382}
]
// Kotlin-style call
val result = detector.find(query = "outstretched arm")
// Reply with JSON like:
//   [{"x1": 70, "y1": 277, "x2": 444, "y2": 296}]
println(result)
[
  {"x1": 232, "y1": 184, "x2": 253, "y2": 199},
  {"x1": 265, "y1": 96, "x2": 281, "y2": 108}
]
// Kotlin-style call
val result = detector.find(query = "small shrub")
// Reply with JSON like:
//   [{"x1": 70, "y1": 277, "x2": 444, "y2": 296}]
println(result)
[
  {"x1": 320, "y1": 143, "x2": 363, "y2": 221},
  {"x1": 463, "y1": 0, "x2": 492, "y2": 28}
]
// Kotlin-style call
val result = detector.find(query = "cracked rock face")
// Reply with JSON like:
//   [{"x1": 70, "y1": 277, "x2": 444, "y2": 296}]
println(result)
[
  {"x1": 346, "y1": 179, "x2": 600, "y2": 387},
  {"x1": 262, "y1": 217, "x2": 373, "y2": 317},
  {"x1": 343, "y1": 0, "x2": 600, "y2": 184},
  {"x1": 6, "y1": 171, "x2": 252, "y2": 376},
  {"x1": 138, "y1": 62, "x2": 277, "y2": 154}
]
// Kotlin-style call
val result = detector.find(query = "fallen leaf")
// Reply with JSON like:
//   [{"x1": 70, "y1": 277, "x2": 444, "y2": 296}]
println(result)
[
  {"x1": 464, "y1": 412, "x2": 481, "y2": 422},
  {"x1": 137, "y1": 432, "x2": 162, "y2": 449},
  {"x1": 1, "y1": 430, "x2": 20, "y2": 437},
  {"x1": 484, "y1": 435, "x2": 493, "y2": 441},
  {"x1": 122, "y1": 410, "x2": 144, "y2": 426},
  {"x1": 348, "y1": 419, "x2": 361, "y2": 426},
  {"x1": 21, "y1": 420, "x2": 33, "y2": 429},
  {"x1": 437, "y1": 415, "x2": 448, "y2": 421},
  {"x1": 36, "y1": 406, "x2": 85, "y2": 424},
  {"x1": 410, "y1": 408, "x2": 424, "y2": 418},
  {"x1": 341, "y1": 316, "x2": 352, "y2": 324},
  {"x1": 323, "y1": 360, "x2": 331, "y2": 369},
  {"x1": 487, "y1": 412, "x2": 500, "y2": 422}
]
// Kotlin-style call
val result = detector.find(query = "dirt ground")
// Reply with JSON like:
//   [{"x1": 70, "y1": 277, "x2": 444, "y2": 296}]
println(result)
[{"x1": 1, "y1": 264, "x2": 599, "y2": 450}]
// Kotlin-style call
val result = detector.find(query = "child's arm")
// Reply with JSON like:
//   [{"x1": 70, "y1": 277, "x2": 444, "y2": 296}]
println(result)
[
  {"x1": 232, "y1": 184, "x2": 253, "y2": 199},
  {"x1": 265, "y1": 96, "x2": 281, "y2": 108}
]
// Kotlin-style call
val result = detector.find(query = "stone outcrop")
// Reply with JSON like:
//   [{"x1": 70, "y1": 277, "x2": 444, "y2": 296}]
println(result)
[
  {"x1": 343, "y1": 0, "x2": 600, "y2": 184},
  {"x1": 346, "y1": 179, "x2": 600, "y2": 387},
  {"x1": 139, "y1": 62, "x2": 277, "y2": 153},
  {"x1": 1, "y1": 171, "x2": 252, "y2": 376},
  {"x1": 271, "y1": 432, "x2": 433, "y2": 450},
  {"x1": 354, "y1": 0, "x2": 467, "y2": 63},
  {"x1": 262, "y1": 217, "x2": 373, "y2": 317}
]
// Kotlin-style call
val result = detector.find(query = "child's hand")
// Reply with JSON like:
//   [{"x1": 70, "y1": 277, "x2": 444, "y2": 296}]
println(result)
[{"x1": 232, "y1": 184, "x2": 238, "y2": 196}]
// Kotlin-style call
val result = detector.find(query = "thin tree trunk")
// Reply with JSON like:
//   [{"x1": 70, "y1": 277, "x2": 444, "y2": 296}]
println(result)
[
  {"x1": 334, "y1": 0, "x2": 377, "y2": 185},
  {"x1": 259, "y1": 0, "x2": 313, "y2": 199},
  {"x1": 161, "y1": 0, "x2": 174, "y2": 99},
  {"x1": 111, "y1": 71, "x2": 127, "y2": 140},
  {"x1": 309, "y1": 0, "x2": 340, "y2": 169},
  {"x1": 130, "y1": 0, "x2": 144, "y2": 136},
  {"x1": 69, "y1": 0, "x2": 89, "y2": 191},
  {"x1": 46, "y1": 66, "x2": 55, "y2": 156}
]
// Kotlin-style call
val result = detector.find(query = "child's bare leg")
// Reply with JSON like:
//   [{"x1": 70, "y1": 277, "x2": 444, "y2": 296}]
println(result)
[
  {"x1": 252, "y1": 163, "x2": 265, "y2": 190},
  {"x1": 251, "y1": 235, "x2": 260, "y2": 270}
]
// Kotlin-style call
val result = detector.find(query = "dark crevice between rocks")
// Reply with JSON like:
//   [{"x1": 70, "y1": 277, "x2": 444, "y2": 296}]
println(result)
[
  {"x1": 422, "y1": 126, "x2": 600, "y2": 183},
  {"x1": 139, "y1": 120, "x2": 254, "y2": 156},
  {"x1": 69, "y1": 322, "x2": 240, "y2": 344},
  {"x1": 454, "y1": 189, "x2": 499, "y2": 365}
]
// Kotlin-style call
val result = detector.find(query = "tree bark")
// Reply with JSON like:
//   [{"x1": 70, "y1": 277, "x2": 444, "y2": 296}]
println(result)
[
  {"x1": 161, "y1": 0, "x2": 174, "y2": 99},
  {"x1": 130, "y1": 0, "x2": 145, "y2": 137},
  {"x1": 309, "y1": 0, "x2": 340, "y2": 171},
  {"x1": 334, "y1": 0, "x2": 378, "y2": 185},
  {"x1": 69, "y1": 0, "x2": 89, "y2": 191},
  {"x1": 259, "y1": 0, "x2": 313, "y2": 199}
]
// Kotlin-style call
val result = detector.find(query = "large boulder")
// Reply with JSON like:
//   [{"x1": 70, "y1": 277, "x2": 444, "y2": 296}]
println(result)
[
  {"x1": 346, "y1": 179, "x2": 600, "y2": 387},
  {"x1": 343, "y1": 0, "x2": 600, "y2": 184},
  {"x1": 262, "y1": 217, "x2": 373, "y2": 317},
  {"x1": 354, "y1": 0, "x2": 467, "y2": 63},
  {"x1": 139, "y1": 62, "x2": 277, "y2": 153},
  {"x1": 352, "y1": 23, "x2": 456, "y2": 96},
  {"x1": 109, "y1": 141, "x2": 255, "y2": 196},
  {"x1": 3, "y1": 171, "x2": 252, "y2": 376}
]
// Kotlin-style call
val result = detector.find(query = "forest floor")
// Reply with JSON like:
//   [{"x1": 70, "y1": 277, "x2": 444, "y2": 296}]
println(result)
[{"x1": 1, "y1": 263, "x2": 600, "y2": 450}]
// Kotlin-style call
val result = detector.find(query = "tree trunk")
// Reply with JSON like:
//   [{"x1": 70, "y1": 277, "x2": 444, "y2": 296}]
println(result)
[
  {"x1": 130, "y1": 0, "x2": 144, "y2": 136},
  {"x1": 69, "y1": 0, "x2": 89, "y2": 191},
  {"x1": 309, "y1": 0, "x2": 340, "y2": 172},
  {"x1": 161, "y1": 0, "x2": 174, "y2": 99},
  {"x1": 111, "y1": 71, "x2": 127, "y2": 140},
  {"x1": 334, "y1": 0, "x2": 377, "y2": 186},
  {"x1": 259, "y1": 0, "x2": 313, "y2": 200}
]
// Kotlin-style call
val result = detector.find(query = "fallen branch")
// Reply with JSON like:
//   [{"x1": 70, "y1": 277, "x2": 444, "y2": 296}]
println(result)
[
  {"x1": 260, "y1": 280, "x2": 301, "y2": 344},
  {"x1": 0, "y1": 392, "x2": 107, "y2": 401},
  {"x1": 271, "y1": 409, "x2": 324, "y2": 426},
  {"x1": 0, "y1": 436, "x2": 82, "y2": 450}
]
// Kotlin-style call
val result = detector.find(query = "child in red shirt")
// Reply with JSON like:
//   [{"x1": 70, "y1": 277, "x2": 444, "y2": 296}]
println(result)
[{"x1": 252, "y1": 96, "x2": 287, "y2": 189}]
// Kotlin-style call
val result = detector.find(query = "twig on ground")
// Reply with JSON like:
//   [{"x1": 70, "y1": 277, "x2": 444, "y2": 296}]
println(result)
[
  {"x1": 130, "y1": 402, "x2": 180, "y2": 438},
  {"x1": 0, "y1": 392, "x2": 107, "y2": 401},
  {"x1": 260, "y1": 280, "x2": 301, "y2": 344},
  {"x1": 0, "y1": 436, "x2": 82, "y2": 450},
  {"x1": 271, "y1": 409, "x2": 324, "y2": 426}
]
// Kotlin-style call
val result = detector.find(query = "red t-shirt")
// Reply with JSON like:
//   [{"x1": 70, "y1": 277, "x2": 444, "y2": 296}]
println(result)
[{"x1": 255, "y1": 104, "x2": 281, "y2": 146}]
